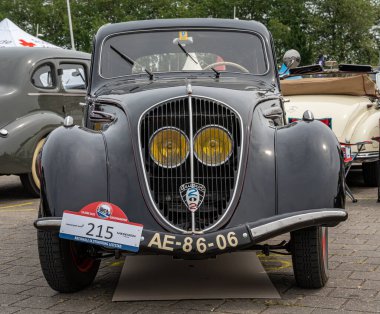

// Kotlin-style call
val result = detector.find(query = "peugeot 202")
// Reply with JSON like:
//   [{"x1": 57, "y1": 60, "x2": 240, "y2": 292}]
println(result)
[{"x1": 34, "y1": 19, "x2": 347, "y2": 293}]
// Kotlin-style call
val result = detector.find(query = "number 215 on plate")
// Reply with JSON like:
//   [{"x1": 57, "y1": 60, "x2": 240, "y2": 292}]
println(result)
[{"x1": 59, "y1": 211, "x2": 143, "y2": 252}]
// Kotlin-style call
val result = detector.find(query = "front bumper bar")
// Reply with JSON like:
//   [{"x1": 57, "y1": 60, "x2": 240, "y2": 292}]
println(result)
[{"x1": 34, "y1": 208, "x2": 347, "y2": 256}]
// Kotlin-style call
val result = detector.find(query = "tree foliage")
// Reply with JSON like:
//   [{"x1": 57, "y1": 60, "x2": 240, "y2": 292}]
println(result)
[{"x1": 0, "y1": 0, "x2": 379, "y2": 65}]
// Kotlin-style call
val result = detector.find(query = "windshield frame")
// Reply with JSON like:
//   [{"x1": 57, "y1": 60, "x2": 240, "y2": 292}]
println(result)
[{"x1": 98, "y1": 27, "x2": 270, "y2": 80}]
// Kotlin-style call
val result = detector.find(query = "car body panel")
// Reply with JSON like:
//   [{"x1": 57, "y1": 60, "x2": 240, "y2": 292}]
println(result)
[{"x1": 284, "y1": 94, "x2": 379, "y2": 153}]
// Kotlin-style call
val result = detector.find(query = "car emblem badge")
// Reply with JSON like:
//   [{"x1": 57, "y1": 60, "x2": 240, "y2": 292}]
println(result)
[{"x1": 179, "y1": 182, "x2": 206, "y2": 213}]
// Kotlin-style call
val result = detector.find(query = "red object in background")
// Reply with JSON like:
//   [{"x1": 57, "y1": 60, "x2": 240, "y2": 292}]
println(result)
[
  {"x1": 214, "y1": 55, "x2": 226, "y2": 71},
  {"x1": 19, "y1": 39, "x2": 36, "y2": 47},
  {"x1": 288, "y1": 117, "x2": 332, "y2": 129}
]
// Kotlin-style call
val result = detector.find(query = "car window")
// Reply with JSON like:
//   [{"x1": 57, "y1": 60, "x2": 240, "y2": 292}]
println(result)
[
  {"x1": 60, "y1": 63, "x2": 87, "y2": 91},
  {"x1": 31, "y1": 64, "x2": 55, "y2": 88},
  {"x1": 101, "y1": 29, "x2": 268, "y2": 78}
]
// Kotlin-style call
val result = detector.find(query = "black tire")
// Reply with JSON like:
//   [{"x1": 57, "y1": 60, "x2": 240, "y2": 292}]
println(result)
[
  {"x1": 362, "y1": 162, "x2": 379, "y2": 187},
  {"x1": 37, "y1": 230, "x2": 100, "y2": 293},
  {"x1": 20, "y1": 173, "x2": 39, "y2": 197},
  {"x1": 291, "y1": 226, "x2": 328, "y2": 289}
]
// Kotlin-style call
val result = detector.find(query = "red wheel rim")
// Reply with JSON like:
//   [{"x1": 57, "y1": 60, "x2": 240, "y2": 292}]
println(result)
[
  {"x1": 69, "y1": 242, "x2": 94, "y2": 272},
  {"x1": 321, "y1": 227, "x2": 328, "y2": 271}
]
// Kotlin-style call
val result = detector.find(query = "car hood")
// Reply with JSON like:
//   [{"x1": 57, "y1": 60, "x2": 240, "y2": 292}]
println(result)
[
  {"x1": 94, "y1": 77, "x2": 278, "y2": 122},
  {"x1": 93, "y1": 76, "x2": 276, "y2": 97},
  {"x1": 284, "y1": 94, "x2": 373, "y2": 141}
]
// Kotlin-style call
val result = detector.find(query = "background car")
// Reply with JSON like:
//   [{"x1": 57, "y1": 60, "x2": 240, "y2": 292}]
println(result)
[
  {"x1": 282, "y1": 70, "x2": 380, "y2": 186},
  {"x1": 34, "y1": 19, "x2": 347, "y2": 293},
  {"x1": 0, "y1": 47, "x2": 90, "y2": 196}
]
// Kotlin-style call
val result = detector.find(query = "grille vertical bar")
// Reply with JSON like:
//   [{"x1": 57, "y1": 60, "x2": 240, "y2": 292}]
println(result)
[{"x1": 139, "y1": 96, "x2": 242, "y2": 233}]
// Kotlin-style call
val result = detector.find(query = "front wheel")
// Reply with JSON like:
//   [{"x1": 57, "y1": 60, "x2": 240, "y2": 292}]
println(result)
[
  {"x1": 290, "y1": 226, "x2": 328, "y2": 288},
  {"x1": 37, "y1": 230, "x2": 100, "y2": 292}
]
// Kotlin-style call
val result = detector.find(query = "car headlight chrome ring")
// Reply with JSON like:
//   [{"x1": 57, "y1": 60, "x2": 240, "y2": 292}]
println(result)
[
  {"x1": 149, "y1": 127, "x2": 190, "y2": 168},
  {"x1": 194, "y1": 125, "x2": 233, "y2": 166}
]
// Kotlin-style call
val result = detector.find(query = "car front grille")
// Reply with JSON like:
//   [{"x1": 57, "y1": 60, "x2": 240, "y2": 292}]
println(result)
[{"x1": 139, "y1": 96, "x2": 242, "y2": 233}]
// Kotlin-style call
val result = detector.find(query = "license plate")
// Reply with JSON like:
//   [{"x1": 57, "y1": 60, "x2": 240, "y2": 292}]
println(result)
[
  {"x1": 146, "y1": 230, "x2": 242, "y2": 254},
  {"x1": 59, "y1": 202, "x2": 143, "y2": 252}
]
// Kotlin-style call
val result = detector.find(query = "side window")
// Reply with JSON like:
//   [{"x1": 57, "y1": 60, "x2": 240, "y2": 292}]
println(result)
[
  {"x1": 60, "y1": 63, "x2": 87, "y2": 91},
  {"x1": 31, "y1": 64, "x2": 55, "y2": 89}
]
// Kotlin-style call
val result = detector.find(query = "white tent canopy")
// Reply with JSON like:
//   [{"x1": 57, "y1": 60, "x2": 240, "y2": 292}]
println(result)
[{"x1": 0, "y1": 18, "x2": 59, "y2": 48}]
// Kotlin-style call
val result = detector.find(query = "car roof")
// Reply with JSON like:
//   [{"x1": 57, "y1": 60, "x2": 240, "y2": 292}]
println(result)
[
  {"x1": 95, "y1": 18, "x2": 270, "y2": 40},
  {"x1": 0, "y1": 48, "x2": 91, "y2": 85},
  {"x1": 0, "y1": 47, "x2": 90, "y2": 62}
]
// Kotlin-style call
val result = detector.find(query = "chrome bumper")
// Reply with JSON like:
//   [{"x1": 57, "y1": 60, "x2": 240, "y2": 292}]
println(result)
[{"x1": 34, "y1": 208, "x2": 347, "y2": 243}]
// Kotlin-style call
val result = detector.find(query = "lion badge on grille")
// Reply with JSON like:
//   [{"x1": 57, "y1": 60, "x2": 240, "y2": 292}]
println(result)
[{"x1": 179, "y1": 182, "x2": 206, "y2": 213}]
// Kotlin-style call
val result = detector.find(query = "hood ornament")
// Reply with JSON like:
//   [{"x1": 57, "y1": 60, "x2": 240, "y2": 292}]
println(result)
[
  {"x1": 186, "y1": 82, "x2": 192, "y2": 95},
  {"x1": 179, "y1": 182, "x2": 206, "y2": 213}
]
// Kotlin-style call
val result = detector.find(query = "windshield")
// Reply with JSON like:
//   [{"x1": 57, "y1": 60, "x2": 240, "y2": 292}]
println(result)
[{"x1": 100, "y1": 29, "x2": 268, "y2": 79}]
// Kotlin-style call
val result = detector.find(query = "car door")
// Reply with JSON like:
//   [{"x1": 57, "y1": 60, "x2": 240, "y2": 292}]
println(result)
[{"x1": 57, "y1": 61, "x2": 89, "y2": 125}]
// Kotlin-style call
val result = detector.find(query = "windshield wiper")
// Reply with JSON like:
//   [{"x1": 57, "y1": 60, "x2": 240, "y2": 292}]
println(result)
[
  {"x1": 177, "y1": 42, "x2": 198, "y2": 65},
  {"x1": 210, "y1": 67, "x2": 220, "y2": 79},
  {"x1": 110, "y1": 45, "x2": 154, "y2": 80}
]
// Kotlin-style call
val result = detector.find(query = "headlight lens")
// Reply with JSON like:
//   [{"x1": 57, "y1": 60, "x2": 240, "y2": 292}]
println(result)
[
  {"x1": 194, "y1": 126, "x2": 233, "y2": 166},
  {"x1": 149, "y1": 127, "x2": 189, "y2": 168}
]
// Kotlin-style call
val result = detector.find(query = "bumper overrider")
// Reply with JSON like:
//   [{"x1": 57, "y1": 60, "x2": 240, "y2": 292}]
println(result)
[{"x1": 34, "y1": 208, "x2": 347, "y2": 257}]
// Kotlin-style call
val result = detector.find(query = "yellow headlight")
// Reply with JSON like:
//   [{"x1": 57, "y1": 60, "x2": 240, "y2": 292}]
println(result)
[
  {"x1": 194, "y1": 126, "x2": 233, "y2": 166},
  {"x1": 149, "y1": 127, "x2": 189, "y2": 168}
]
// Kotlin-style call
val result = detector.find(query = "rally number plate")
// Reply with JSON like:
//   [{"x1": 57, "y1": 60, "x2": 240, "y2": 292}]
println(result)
[{"x1": 59, "y1": 210, "x2": 143, "y2": 253}]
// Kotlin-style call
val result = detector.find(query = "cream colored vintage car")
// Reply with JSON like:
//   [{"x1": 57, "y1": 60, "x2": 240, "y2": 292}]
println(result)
[{"x1": 282, "y1": 74, "x2": 380, "y2": 186}]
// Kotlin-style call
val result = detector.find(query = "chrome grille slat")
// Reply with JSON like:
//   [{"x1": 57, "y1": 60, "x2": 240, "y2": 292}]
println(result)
[{"x1": 139, "y1": 96, "x2": 242, "y2": 232}]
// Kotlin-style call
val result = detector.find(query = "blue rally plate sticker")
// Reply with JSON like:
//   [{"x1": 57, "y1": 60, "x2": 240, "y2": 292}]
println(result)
[{"x1": 59, "y1": 202, "x2": 143, "y2": 252}]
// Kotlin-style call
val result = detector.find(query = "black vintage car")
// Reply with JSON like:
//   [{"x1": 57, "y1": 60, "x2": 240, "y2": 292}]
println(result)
[
  {"x1": 34, "y1": 19, "x2": 347, "y2": 293},
  {"x1": 0, "y1": 48, "x2": 90, "y2": 196}
]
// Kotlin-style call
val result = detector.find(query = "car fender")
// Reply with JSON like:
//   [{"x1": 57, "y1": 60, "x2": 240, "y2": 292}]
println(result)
[
  {"x1": 39, "y1": 125, "x2": 108, "y2": 218},
  {"x1": 349, "y1": 109, "x2": 380, "y2": 150},
  {"x1": 276, "y1": 120, "x2": 345, "y2": 214},
  {"x1": 0, "y1": 111, "x2": 63, "y2": 174}
]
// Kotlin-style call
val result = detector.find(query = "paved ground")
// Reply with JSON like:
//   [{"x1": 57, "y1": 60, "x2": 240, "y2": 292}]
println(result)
[{"x1": 0, "y1": 174, "x2": 379, "y2": 313}]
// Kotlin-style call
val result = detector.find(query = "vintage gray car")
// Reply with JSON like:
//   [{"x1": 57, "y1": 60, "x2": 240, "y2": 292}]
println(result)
[
  {"x1": 34, "y1": 19, "x2": 347, "y2": 293},
  {"x1": 0, "y1": 47, "x2": 90, "y2": 196}
]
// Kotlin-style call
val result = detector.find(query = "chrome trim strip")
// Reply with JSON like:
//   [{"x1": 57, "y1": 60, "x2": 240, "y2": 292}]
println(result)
[
  {"x1": 356, "y1": 151, "x2": 379, "y2": 159},
  {"x1": 28, "y1": 92, "x2": 85, "y2": 96},
  {"x1": 188, "y1": 93, "x2": 196, "y2": 233},
  {"x1": 35, "y1": 219, "x2": 62, "y2": 228},
  {"x1": 250, "y1": 211, "x2": 347, "y2": 239},
  {"x1": 137, "y1": 94, "x2": 244, "y2": 234},
  {"x1": 98, "y1": 27, "x2": 270, "y2": 80}
]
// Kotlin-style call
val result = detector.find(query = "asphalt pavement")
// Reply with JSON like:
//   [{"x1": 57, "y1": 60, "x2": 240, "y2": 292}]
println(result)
[{"x1": 0, "y1": 174, "x2": 379, "y2": 313}]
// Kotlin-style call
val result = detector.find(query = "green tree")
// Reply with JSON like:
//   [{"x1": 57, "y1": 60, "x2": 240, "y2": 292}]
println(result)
[
  {"x1": 0, "y1": 0, "x2": 379, "y2": 65},
  {"x1": 312, "y1": 0, "x2": 379, "y2": 64}
]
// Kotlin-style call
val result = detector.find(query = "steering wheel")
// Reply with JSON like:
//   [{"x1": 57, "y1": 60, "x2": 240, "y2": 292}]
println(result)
[{"x1": 203, "y1": 61, "x2": 249, "y2": 73}]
